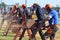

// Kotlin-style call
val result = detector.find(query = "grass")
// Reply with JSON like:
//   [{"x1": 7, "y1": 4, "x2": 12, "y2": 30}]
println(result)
[{"x1": 0, "y1": 20, "x2": 60, "y2": 40}]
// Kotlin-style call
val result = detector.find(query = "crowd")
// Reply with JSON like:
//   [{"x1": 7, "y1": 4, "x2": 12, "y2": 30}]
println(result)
[{"x1": 9, "y1": 3, "x2": 58, "y2": 40}]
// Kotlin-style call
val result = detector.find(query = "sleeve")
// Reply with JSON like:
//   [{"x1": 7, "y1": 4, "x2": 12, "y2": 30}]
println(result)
[
  {"x1": 23, "y1": 9, "x2": 28, "y2": 16},
  {"x1": 37, "y1": 6, "x2": 44, "y2": 20},
  {"x1": 46, "y1": 13, "x2": 54, "y2": 20},
  {"x1": 32, "y1": 7, "x2": 37, "y2": 12},
  {"x1": 42, "y1": 12, "x2": 54, "y2": 21}
]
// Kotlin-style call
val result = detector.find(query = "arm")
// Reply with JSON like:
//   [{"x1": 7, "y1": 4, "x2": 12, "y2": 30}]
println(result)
[
  {"x1": 43, "y1": 13, "x2": 54, "y2": 21},
  {"x1": 31, "y1": 7, "x2": 36, "y2": 15}
]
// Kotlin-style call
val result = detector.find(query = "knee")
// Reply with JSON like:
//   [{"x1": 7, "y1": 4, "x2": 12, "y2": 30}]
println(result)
[{"x1": 31, "y1": 34, "x2": 35, "y2": 38}]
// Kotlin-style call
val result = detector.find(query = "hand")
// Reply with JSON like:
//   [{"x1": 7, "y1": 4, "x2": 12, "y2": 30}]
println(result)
[{"x1": 47, "y1": 28, "x2": 52, "y2": 34}]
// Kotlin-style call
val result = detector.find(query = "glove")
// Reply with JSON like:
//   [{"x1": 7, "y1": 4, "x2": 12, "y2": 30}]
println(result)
[{"x1": 47, "y1": 28, "x2": 52, "y2": 34}]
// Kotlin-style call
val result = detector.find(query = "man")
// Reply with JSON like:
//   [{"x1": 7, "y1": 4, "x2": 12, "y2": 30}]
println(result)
[
  {"x1": 3, "y1": 4, "x2": 22, "y2": 36},
  {"x1": 12, "y1": 4, "x2": 22, "y2": 24},
  {"x1": 19, "y1": 4, "x2": 30, "y2": 40},
  {"x1": 30, "y1": 3, "x2": 45, "y2": 40},
  {"x1": 3, "y1": 9, "x2": 7, "y2": 15},
  {"x1": 43, "y1": 4, "x2": 58, "y2": 40}
]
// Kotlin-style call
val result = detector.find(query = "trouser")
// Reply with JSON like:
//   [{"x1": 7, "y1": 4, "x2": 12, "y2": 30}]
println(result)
[
  {"x1": 19, "y1": 18, "x2": 28, "y2": 40},
  {"x1": 17, "y1": 17, "x2": 22, "y2": 24},
  {"x1": 19, "y1": 27, "x2": 27, "y2": 40},
  {"x1": 30, "y1": 22, "x2": 45, "y2": 40},
  {"x1": 43, "y1": 26, "x2": 58, "y2": 40},
  {"x1": 31, "y1": 29, "x2": 45, "y2": 40}
]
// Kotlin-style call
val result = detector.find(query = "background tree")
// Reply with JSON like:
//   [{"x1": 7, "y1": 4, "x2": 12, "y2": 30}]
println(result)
[
  {"x1": 1, "y1": 2, "x2": 6, "y2": 8},
  {"x1": 0, "y1": 4, "x2": 1, "y2": 8}
]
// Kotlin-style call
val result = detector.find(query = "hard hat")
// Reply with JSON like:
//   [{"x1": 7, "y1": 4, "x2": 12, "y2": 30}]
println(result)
[
  {"x1": 15, "y1": 4, "x2": 18, "y2": 8},
  {"x1": 13, "y1": 5, "x2": 18, "y2": 9},
  {"x1": 33, "y1": 3, "x2": 37, "y2": 5},
  {"x1": 45, "y1": 4, "x2": 52, "y2": 10},
  {"x1": 21, "y1": 4, "x2": 26, "y2": 9},
  {"x1": 14, "y1": 3, "x2": 18, "y2": 9},
  {"x1": 33, "y1": 3, "x2": 38, "y2": 7}
]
